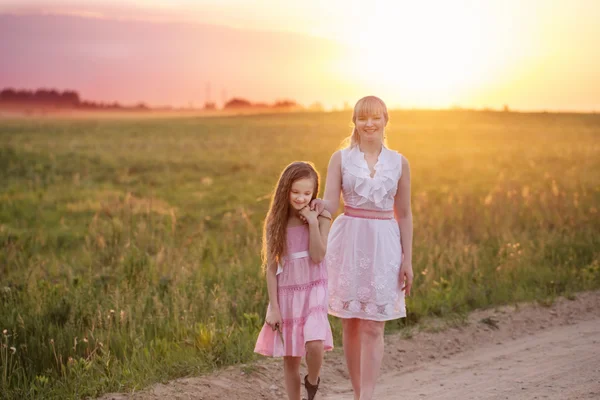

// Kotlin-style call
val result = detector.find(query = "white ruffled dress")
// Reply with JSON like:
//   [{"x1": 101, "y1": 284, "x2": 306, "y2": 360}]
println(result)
[{"x1": 326, "y1": 145, "x2": 406, "y2": 321}]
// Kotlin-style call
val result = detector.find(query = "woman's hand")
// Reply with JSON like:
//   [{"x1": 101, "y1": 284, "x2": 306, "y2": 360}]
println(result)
[
  {"x1": 399, "y1": 261, "x2": 414, "y2": 296},
  {"x1": 299, "y1": 206, "x2": 319, "y2": 226},
  {"x1": 265, "y1": 307, "x2": 282, "y2": 332},
  {"x1": 309, "y1": 198, "x2": 326, "y2": 214}
]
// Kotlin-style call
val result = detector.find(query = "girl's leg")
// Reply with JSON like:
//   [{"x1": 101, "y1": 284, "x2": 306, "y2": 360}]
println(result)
[
  {"x1": 359, "y1": 320, "x2": 386, "y2": 400},
  {"x1": 283, "y1": 356, "x2": 302, "y2": 400},
  {"x1": 342, "y1": 318, "x2": 362, "y2": 400},
  {"x1": 305, "y1": 340, "x2": 324, "y2": 384}
]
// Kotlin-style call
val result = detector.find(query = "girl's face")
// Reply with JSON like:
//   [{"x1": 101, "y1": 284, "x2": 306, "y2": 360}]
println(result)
[
  {"x1": 289, "y1": 178, "x2": 315, "y2": 211},
  {"x1": 356, "y1": 112, "x2": 386, "y2": 143}
]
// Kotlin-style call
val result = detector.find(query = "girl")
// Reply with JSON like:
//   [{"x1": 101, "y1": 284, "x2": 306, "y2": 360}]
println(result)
[
  {"x1": 254, "y1": 161, "x2": 334, "y2": 400},
  {"x1": 311, "y1": 96, "x2": 414, "y2": 400}
]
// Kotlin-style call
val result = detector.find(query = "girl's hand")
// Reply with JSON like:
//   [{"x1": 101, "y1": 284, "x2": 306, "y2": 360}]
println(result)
[
  {"x1": 265, "y1": 307, "x2": 282, "y2": 332},
  {"x1": 309, "y1": 198, "x2": 326, "y2": 214},
  {"x1": 299, "y1": 206, "x2": 319, "y2": 225},
  {"x1": 399, "y1": 261, "x2": 414, "y2": 296}
]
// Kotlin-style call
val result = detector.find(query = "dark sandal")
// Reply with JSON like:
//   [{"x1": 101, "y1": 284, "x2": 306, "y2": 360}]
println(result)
[{"x1": 304, "y1": 374, "x2": 320, "y2": 400}]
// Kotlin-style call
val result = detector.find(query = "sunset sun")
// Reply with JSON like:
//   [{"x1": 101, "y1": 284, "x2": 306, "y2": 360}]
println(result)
[{"x1": 337, "y1": 2, "x2": 529, "y2": 108}]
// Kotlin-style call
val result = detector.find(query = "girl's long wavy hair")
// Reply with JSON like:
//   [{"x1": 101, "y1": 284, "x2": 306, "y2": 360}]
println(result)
[
  {"x1": 340, "y1": 95, "x2": 389, "y2": 149},
  {"x1": 261, "y1": 162, "x2": 320, "y2": 272}
]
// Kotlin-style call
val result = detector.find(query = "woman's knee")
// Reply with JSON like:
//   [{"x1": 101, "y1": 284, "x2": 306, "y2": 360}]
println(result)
[
  {"x1": 342, "y1": 318, "x2": 361, "y2": 333},
  {"x1": 360, "y1": 320, "x2": 385, "y2": 339}
]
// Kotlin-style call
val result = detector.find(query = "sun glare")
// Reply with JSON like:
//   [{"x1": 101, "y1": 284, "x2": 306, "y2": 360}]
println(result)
[{"x1": 336, "y1": 2, "x2": 520, "y2": 108}]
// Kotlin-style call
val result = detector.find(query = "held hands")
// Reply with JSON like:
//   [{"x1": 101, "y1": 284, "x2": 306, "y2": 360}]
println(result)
[
  {"x1": 399, "y1": 261, "x2": 414, "y2": 297},
  {"x1": 299, "y1": 205, "x2": 319, "y2": 225},
  {"x1": 265, "y1": 306, "x2": 282, "y2": 333},
  {"x1": 309, "y1": 198, "x2": 326, "y2": 214}
]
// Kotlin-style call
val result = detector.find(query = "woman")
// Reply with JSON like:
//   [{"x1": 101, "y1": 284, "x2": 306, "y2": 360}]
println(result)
[{"x1": 311, "y1": 95, "x2": 414, "y2": 400}]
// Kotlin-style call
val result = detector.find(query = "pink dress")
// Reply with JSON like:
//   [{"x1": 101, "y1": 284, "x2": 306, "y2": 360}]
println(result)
[
  {"x1": 326, "y1": 145, "x2": 406, "y2": 321},
  {"x1": 254, "y1": 225, "x2": 334, "y2": 357}
]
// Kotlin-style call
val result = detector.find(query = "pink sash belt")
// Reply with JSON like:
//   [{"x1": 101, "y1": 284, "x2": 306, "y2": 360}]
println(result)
[{"x1": 344, "y1": 205, "x2": 394, "y2": 220}]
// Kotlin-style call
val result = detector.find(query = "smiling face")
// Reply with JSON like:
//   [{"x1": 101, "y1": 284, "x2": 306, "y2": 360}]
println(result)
[
  {"x1": 289, "y1": 177, "x2": 315, "y2": 211},
  {"x1": 352, "y1": 96, "x2": 389, "y2": 146},
  {"x1": 356, "y1": 112, "x2": 386, "y2": 144}
]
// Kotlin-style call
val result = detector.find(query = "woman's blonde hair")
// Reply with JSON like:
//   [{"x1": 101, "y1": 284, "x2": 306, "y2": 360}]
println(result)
[
  {"x1": 341, "y1": 95, "x2": 389, "y2": 149},
  {"x1": 261, "y1": 161, "x2": 320, "y2": 271}
]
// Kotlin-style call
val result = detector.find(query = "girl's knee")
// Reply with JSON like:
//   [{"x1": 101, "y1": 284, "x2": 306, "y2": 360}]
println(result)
[
  {"x1": 283, "y1": 356, "x2": 301, "y2": 370},
  {"x1": 305, "y1": 340, "x2": 324, "y2": 355}
]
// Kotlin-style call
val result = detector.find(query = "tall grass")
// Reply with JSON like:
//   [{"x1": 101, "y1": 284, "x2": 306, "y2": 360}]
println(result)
[{"x1": 1, "y1": 110, "x2": 599, "y2": 398}]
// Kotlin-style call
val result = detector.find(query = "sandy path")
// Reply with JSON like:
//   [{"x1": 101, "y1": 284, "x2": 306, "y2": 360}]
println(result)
[
  {"x1": 326, "y1": 318, "x2": 600, "y2": 400},
  {"x1": 101, "y1": 291, "x2": 600, "y2": 400}
]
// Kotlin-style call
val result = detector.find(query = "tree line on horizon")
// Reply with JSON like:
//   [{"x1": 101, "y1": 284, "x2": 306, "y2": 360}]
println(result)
[
  {"x1": 0, "y1": 88, "x2": 311, "y2": 112},
  {"x1": 0, "y1": 88, "x2": 148, "y2": 110}
]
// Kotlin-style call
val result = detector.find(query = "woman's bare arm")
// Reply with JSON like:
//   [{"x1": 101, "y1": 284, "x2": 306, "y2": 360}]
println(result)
[
  {"x1": 394, "y1": 156, "x2": 414, "y2": 295},
  {"x1": 320, "y1": 150, "x2": 343, "y2": 214}
]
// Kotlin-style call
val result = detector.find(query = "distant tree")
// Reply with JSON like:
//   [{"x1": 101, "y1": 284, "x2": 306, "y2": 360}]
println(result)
[
  {"x1": 224, "y1": 98, "x2": 252, "y2": 109},
  {"x1": 62, "y1": 90, "x2": 81, "y2": 106},
  {"x1": 0, "y1": 88, "x2": 17, "y2": 101},
  {"x1": 203, "y1": 101, "x2": 216, "y2": 110},
  {"x1": 272, "y1": 99, "x2": 298, "y2": 109},
  {"x1": 308, "y1": 102, "x2": 324, "y2": 112}
]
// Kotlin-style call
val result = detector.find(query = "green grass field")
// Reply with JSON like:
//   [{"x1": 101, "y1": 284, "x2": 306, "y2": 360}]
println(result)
[{"x1": 1, "y1": 110, "x2": 599, "y2": 399}]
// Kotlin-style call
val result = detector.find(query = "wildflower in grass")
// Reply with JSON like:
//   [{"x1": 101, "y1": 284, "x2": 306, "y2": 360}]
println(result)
[
  {"x1": 552, "y1": 180, "x2": 559, "y2": 196},
  {"x1": 10, "y1": 347, "x2": 16, "y2": 354},
  {"x1": 2, "y1": 329, "x2": 7, "y2": 335}
]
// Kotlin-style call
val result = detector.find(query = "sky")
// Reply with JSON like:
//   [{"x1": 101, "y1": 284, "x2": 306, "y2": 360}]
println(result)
[{"x1": 1, "y1": 0, "x2": 599, "y2": 110}]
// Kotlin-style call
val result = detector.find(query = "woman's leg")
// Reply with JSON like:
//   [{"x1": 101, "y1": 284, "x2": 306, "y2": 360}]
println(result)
[
  {"x1": 283, "y1": 356, "x2": 302, "y2": 400},
  {"x1": 305, "y1": 340, "x2": 324, "y2": 385},
  {"x1": 342, "y1": 318, "x2": 362, "y2": 400},
  {"x1": 359, "y1": 320, "x2": 386, "y2": 400}
]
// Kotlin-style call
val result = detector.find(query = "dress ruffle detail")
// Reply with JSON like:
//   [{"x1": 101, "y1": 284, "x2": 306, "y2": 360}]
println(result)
[{"x1": 344, "y1": 146, "x2": 402, "y2": 208}]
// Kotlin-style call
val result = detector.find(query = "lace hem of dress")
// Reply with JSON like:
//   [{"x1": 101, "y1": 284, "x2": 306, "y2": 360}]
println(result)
[
  {"x1": 281, "y1": 305, "x2": 329, "y2": 326},
  {"x1": 279, "y1": 279, "x2": 328, "y2": 294},
  {"x1": 329, "y1": 297, "x2": 405, "y2": 318}
]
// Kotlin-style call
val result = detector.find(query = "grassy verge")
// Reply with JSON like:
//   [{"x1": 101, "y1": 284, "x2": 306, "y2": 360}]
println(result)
[{"x1": 1, "y1": 111, "x2": 599, "y2": 399}]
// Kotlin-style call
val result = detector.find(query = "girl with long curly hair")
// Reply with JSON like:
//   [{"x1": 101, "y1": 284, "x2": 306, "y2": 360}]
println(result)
[{"x1": 254, "y1": 161, "x2": 334, "y2": 400}]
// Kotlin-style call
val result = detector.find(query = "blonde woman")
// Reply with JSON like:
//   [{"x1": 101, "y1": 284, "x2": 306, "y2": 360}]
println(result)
[{"x1": 311, "y1": 96, "x2": 414, "y2": 400}]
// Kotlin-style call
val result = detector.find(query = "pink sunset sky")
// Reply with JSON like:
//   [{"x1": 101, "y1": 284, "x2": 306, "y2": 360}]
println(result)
[{"x1": 1, "y1": 0, "x2": 599, "y2": 111}]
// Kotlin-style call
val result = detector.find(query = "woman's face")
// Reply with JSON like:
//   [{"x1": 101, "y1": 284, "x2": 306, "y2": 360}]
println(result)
[{"x1": 355, "y1": 112, "x2": 386, "y2": 144}]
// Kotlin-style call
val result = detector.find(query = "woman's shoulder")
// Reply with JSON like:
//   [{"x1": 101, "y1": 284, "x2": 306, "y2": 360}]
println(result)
[
  {"x1": 383, "y1": 146, "x2": 405, "y2": 165},
  {"x1": 328, "y1": 148, "x2": 345, "y2": 169}
]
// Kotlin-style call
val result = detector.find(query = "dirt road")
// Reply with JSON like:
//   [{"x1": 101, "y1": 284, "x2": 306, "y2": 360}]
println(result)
[
  {"x1": 325, "y1": 318, "x2": 600, "y2": 400},
  {"x1": 101, "y1": 292, "x2": 600, "y2": 400}
]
